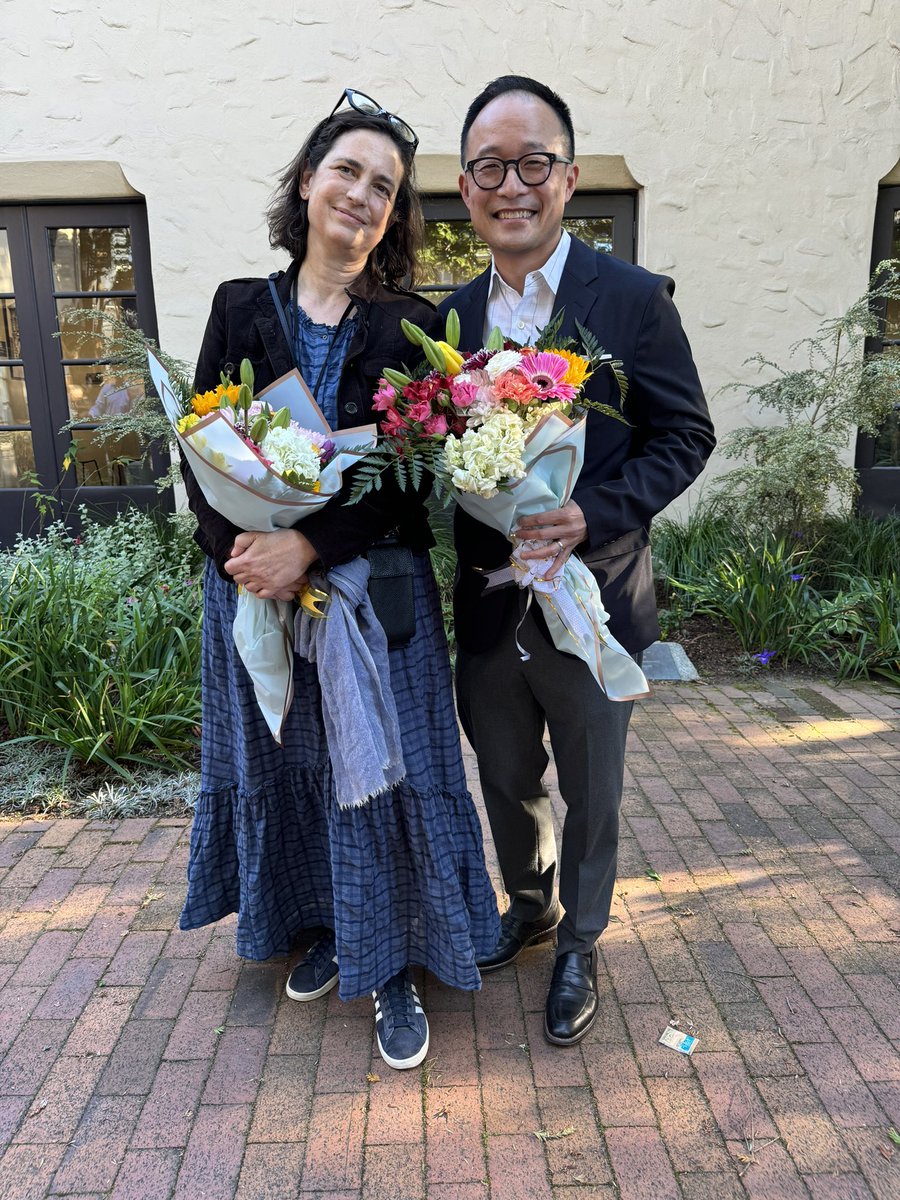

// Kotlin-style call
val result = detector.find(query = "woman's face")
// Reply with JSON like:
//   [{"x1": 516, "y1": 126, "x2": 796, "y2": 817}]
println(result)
[{"x1": 300, "y1": 128, "x2": 405, "y2": 262}]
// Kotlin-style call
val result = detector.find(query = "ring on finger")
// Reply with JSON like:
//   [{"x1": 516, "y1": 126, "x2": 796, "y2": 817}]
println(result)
[{"x1": 555, "y1": 538, "x2": 565, "y2": 554}]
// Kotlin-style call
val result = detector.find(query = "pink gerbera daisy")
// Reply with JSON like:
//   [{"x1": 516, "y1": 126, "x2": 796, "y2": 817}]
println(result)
[{"x1": 519, "y1": 352, "x2": 577, "y2": 400}]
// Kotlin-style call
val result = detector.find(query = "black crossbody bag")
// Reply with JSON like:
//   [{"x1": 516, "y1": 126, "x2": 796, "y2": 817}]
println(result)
[{"x1": 267, "y1": 276, "x2": 416, "y2": 648}]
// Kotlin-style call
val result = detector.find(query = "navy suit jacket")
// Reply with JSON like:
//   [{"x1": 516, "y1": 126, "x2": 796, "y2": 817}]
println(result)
[{"x1": 439, "y1": 235, "x2": 715, "y2": 655}]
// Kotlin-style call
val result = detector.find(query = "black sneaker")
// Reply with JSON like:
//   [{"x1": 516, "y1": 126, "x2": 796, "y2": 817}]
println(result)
[
  {"x1": 372, "y1": 969, "x2": 429, "y2": 1070},
  {"x1": 285, "y1": 933, "x2": 339, "y2": 1001}
]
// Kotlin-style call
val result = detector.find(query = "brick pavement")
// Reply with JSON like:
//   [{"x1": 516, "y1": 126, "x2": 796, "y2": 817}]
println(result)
[{"x1": 1, "y1": 677, "x2": 899, "y2": 1199}]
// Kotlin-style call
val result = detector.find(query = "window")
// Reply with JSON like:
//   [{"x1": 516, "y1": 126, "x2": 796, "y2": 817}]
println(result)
[
  {"x1": 856, "y1": 185, "x2": 900, "y2": 515},
  {"x1": 0, "y1": 202, "x2": 166, "y2": 546},
  {"x1": 418, "y1": 193, "x2": 635, "y2": 305}
]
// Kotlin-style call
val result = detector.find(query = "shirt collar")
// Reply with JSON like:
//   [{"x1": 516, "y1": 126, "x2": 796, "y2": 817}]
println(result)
[{"x1": 487, "y1": 228, "x2": 572, "y2": 302}]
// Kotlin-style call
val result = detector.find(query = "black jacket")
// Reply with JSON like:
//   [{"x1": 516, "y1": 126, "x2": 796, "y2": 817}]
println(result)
[
  {"x1": 183, "y1": 262, "x2": 443, "y2": 578},
  {"x1": 439, "y1": 236, "x2": 716, "y2": 655}
]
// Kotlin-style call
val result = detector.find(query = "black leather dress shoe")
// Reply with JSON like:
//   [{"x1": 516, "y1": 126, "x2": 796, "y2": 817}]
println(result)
[
  {"x1": 476, "y1": 903, "x2": 561, "y2": 974},
  {"x1": 544, "y1": 948, "x2": 598, "y2": 1045}
]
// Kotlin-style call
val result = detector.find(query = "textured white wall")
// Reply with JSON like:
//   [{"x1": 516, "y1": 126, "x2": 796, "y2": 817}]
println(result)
[{"x1": 3, "y1": 0, "x2": 899, "y2": 503}]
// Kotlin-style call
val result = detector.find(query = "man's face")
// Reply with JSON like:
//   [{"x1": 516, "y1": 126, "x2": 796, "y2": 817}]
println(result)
[{"x1": 460, "y1": 91, "x2": 578, "y2": 277}]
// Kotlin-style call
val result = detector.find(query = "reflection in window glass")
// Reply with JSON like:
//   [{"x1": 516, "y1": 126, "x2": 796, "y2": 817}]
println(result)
[
  {"x1": 419, "y1": 214, "x2": 617, "y2": 305},
  {"x1": 69, "y1": 427, "x2": 149, "y2": 487},
  {"x1": 0, "y1": 230, "x2": 12, "y2": 292},
  {"x1": 56, "y1": 296, "x2": 138, "y2": 360},
  {"x1": 0, "y1": 430, "x2": 35, "y2": 487},
  {"x1": 0, "y1": 367, "x2": 29, "y2": 425},
  {"x1": 64, "y1": 365, "x2": 143, "y2": 424},
  {"x1": 0, "y1": 299, "x2": 21, "y2": 360},
  {"x1": 49, "y1": 227, "x2": 135, "y2": 292},
  {"x1": 565, "y1": 217, "x2": 614, "y2": 255},
  {"x1": 885, "y1": 209, "x2": 900, "y2": 342},
  {"x1": 419, "y1": 220, "x2": 491, "y2": 304},
  {"x1": 874, "y1": 409, "x2": 900, "y2": 467}
]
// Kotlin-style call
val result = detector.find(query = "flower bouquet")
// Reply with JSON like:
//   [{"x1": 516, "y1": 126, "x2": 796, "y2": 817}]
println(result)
[
  {"x1": 147, "y1": 350, "x2": 377, "y2": 741},
  {"x1": 350, "y1": 313, "x2": 649, "y2": 702}
]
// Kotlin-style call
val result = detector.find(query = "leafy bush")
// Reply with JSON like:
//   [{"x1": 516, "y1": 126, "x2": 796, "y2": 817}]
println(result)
[
  {"x1": 653, "y1": 508, "x2": 900, "y2": 684},
  {"x1": 0, "y1": 507, "x2": 203, "y2": 778},
  {"x1": 711, "y1": 260, "x2": 900, "y2": 533}
]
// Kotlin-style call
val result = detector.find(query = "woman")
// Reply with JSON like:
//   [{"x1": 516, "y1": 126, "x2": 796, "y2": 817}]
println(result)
[{"x1": 179, "y1": 90, "x2": 499, "y2": 1070}]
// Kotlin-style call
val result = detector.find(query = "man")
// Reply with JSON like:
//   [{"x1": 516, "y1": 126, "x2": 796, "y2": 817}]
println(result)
[{"x1": 439, "y1": 76, "x2": 715, "y2": 1046}]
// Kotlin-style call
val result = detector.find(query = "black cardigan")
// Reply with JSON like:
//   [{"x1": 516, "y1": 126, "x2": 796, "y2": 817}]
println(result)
[{"x1": 182, "y1": 263, "x2": 443, "y2": 579}]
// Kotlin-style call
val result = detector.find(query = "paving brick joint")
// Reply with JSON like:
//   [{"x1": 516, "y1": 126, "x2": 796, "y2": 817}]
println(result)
[{"x1": 1, "y1": 677, "x2": 899, "y2": 1198}]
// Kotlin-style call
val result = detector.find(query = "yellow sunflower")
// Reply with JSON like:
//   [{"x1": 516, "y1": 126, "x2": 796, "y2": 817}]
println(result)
[
  {"x1": 190, "y1": 389, "x2": 221, "y2": 417},
  {"x1": 556, "y1": 349, "x2": 592, "y2": 389}
]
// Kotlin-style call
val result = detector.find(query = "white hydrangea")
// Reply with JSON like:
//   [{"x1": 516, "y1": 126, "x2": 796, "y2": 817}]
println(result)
[
  {"x1": 260, "y1": 425, "x2": 322, "y2": 486},
  {"x1": 484, "y1": 349, "x2": 523, "y2": 380},
  {"x1": 442, "y1": 408, "x2": 527, "y2": 498}
]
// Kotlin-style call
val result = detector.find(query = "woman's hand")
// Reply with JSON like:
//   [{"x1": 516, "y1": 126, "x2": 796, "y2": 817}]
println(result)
[
  {"x1": 513, "y1": 501, "x2": 588, "y2": 580},
  {"x1": 224, "y1": 529, "x2": 319, "y2": 601}
]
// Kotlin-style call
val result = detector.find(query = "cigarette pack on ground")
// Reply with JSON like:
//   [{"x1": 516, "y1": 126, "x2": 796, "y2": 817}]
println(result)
[{"x1": 659, "y1": 1026, "x2": 698, "y2": 1055}]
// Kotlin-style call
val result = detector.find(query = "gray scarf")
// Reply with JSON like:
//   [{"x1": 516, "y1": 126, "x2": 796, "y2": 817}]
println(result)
[{"x1": 294, "y1": 556, "x2": 406, "y2": 809}]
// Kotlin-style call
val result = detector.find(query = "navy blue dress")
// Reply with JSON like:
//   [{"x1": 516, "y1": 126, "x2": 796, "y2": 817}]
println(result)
[{"x1": 180, "y1": 307, "x2": 500, "y2": 1000}]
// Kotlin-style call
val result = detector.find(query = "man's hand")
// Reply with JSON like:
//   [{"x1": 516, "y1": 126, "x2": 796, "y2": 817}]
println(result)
[
  {"x1": 514, "y1": 500, "x2": 587, "y2": 580},
  {"x1": 224, "y1": 529, "x2": 319, "y2": 601}
]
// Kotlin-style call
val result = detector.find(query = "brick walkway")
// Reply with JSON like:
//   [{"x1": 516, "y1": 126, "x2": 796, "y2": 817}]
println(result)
[{"x1": 1, "y1": 677, "x2": 900, "y2": 1200}]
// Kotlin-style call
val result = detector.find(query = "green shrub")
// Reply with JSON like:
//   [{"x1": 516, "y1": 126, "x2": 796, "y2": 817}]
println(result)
[
  {"x1": 0, "y1": 507, "x2": 203, "y2": 778},
  {"x1": 653, "y1": 507, "x2": 900, "y2": 683},
  {"x1": 710, "y1": 259, "x2": 900, "y2": 533}
]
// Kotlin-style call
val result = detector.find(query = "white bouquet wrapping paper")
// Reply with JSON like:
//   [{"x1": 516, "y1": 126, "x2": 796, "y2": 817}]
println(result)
[
  {"x1": 148, "y1": 349, "x2": 377, "y2": 742},
  {"x1": 454, "y1": 410, "x2": 650, "y2": 703}
]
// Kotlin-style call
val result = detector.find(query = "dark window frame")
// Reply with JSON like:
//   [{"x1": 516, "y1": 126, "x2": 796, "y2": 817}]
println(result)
[
  {"x1": 0, "y1": 199, "x2": 167, "y2": 545},
  {"x1": 855, "y1": 185, "x2": 900, "y2": 515}
]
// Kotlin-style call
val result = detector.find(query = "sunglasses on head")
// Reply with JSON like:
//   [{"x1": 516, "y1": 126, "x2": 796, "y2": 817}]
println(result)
[{"x1": 327, "y1": 88, "x2": 419, "y2": 151}]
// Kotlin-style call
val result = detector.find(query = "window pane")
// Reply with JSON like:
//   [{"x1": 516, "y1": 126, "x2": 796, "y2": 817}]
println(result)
[
  {"x1": 64, "y1": 364, "x2": 144, "y2": 424},
  {"x1": 885, "y1": 208, "x2": 900, "y2": 341},
  {"x1": 0, "y1": 429, "x2": 35, "y2": 487},
  {"x1": 0, "y1": 367, "x2": 29, "y2": 425},
  {"x1": 0, "y1": 230, "x2": 12, "y2": 292},
  {"x1": 49, "y1": 226, "x2": 135, "y2": 292},
  {"x1": 69, "y1": 427, "x2": 148, "y2": 486},
  {"x1": 419, "y1": 220, "x2": 491, "y2": 293},
  {"x1": 564, "y1": 216, "x2": 614, "y2": 255},
  {"x1": 0, "y1": 299, "x2": 21, "y2": 359},
  {"x1": 56, "y1": 296, "x2": 138, "y2": 360},
  {"x1": 873, "y1": 410, "x2": 900, "y2": 468}
]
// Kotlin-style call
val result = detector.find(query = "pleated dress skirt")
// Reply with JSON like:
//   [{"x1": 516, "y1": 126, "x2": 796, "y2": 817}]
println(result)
[{"x1": 180, "y1": 553, "x2": 500, "y2": 1001}]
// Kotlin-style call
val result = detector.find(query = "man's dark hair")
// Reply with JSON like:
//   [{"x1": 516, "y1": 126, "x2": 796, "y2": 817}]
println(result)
[
  {"x1": 459, "y1": 75, "x2": 575, "y2": 164},
  {"x1": 267, "y1": 110, "x2": 424, "y2": 290}
]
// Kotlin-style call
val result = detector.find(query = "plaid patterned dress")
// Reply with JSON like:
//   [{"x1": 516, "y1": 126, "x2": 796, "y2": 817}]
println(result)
[{"x1": 180, "y1": 309, "x2": 499, "y2": 1000}]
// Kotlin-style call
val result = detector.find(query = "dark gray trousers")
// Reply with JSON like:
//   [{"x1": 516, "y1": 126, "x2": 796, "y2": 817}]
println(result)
[{"x1": 456, "y1": 602, "x2": 637, "y2": 956}]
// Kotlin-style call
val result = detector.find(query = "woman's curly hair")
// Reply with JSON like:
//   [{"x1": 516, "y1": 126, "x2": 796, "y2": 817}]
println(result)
[{"x1": 267, "y1": 110, "x2": 424, "y2": 292}]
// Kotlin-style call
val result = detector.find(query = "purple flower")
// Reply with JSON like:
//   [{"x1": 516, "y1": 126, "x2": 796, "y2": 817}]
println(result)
[
  {"x1": 125, "y1": 597, "x2": 136, "y2": 606},
  {"x1": 789, "y1": 573, "x2": 805, "y2": 582},
  {"x1": 753, "y1": 649, "x2": 775, "y2": 666}
]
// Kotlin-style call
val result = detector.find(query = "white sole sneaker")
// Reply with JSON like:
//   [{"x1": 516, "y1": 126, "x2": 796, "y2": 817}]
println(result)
[{"x1": 285, "y1": 971, "x2": 339, "y2": 1002}]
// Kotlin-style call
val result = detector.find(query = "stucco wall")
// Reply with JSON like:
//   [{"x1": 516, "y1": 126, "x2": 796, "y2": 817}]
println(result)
[{"x1": 3, "y1": 0, "x2": 899, "y2": 506}]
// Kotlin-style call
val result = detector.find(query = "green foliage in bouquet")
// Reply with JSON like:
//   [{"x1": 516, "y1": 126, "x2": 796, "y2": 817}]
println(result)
[{"x1": 711, "y1": 259, "x2": 900, "y2": 534}]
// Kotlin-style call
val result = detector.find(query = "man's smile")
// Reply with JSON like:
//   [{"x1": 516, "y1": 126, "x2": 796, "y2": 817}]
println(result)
[{"x1": 494, "y1": 209, "x2": 535, "y2": 220}]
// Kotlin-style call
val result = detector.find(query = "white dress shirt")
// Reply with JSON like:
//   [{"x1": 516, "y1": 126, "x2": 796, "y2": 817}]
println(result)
[{"x1": 482, "y1": 229, "x2": 572, "y2": 345}]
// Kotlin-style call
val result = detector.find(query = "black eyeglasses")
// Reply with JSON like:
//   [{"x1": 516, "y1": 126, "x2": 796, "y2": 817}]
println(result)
[
  {"x1": 327, "y1": 88, "x2": 419, "y2": 151},
  {"x1": 465, "y1": 152, "x2": 573, "y2": 190}
]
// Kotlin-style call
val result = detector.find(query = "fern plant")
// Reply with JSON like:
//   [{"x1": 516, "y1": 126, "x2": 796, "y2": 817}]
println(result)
[
  {"x1": 711, "y1": 259, "x2": 900, "y2": 533},
  {"x1": 58, "y1": 308, "x2": 194, "y2": 490}
]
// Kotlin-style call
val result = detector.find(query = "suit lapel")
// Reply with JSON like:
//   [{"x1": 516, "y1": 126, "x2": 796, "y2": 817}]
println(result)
[{"x1": 552, "y1": 236, "x2": 601, "y2": 342}]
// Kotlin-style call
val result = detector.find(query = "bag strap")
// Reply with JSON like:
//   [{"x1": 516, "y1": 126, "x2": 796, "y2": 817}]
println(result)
[{"x1": 268, "y1": 274, "x2": 296, "y2": 368}]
